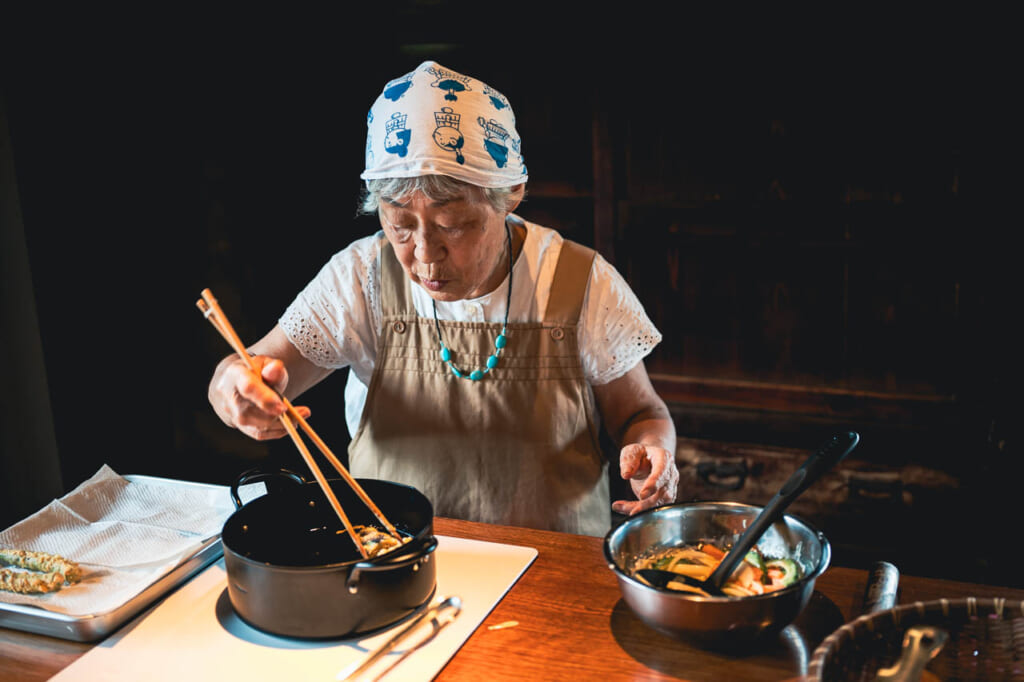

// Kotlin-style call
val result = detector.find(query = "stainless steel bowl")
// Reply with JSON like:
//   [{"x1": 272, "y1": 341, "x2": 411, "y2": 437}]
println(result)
[{"x1": 603, "y1": 501, "x2": 831, "y2": 649}]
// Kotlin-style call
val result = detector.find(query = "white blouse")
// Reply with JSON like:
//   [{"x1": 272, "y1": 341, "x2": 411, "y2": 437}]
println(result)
[{"x1": 279, "y1": 216, "x2": 662, "y2": 437}]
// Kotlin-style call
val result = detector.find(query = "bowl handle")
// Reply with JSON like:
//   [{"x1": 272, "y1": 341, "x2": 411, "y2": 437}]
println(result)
[{"x1": 229, "y1": 467, "x2": 307, "y2": 509}]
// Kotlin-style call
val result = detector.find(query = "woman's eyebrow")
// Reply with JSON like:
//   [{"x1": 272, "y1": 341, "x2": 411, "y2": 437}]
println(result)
[{"x1": 383, "y1": 197, "x2": 463, "y2": 208}]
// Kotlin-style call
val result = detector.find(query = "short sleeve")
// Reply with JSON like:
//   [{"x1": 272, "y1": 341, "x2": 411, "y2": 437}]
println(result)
[
  {"x1": 278, "y1": 235, "x2": 381, "y2": 384},
  {"x1": 580, "y1": 253, "x2": 662, "y2": 385}
]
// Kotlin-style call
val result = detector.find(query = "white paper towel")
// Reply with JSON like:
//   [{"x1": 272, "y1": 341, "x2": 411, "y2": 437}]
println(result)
[{"x1": 0, "y1": 465, "x2": 236, "y2": 616}]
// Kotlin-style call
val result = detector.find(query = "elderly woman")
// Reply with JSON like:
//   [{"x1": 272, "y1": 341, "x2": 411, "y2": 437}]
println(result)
[{"x1": 208, "y1": 61, "x2": 678, "y2": 536}]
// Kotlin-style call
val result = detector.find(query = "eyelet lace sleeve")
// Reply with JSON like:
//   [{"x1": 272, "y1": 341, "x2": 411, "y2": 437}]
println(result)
[
  {"x1": 278, "y1": 235, "x2": 381, "y2": 385},
  {"x1": 581, "y1": 253, "x2": 663, "y2": 386}
]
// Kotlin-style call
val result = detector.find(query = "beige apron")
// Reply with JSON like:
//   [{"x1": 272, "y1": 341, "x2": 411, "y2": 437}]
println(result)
[{"x1": 347, "y1": 230, "x2": 610, "y2": 536}]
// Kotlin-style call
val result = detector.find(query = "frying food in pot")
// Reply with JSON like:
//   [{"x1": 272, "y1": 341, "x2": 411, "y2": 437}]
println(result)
[
  {"x1": 0, "y1": 548, "x2": 82, "y2": 594},
  {"x1": 632, "y1": 541, "x2": 801, "y2": 597},
  {"x1": 349, "y1": 525, "x2": 411, "y2": 558}
]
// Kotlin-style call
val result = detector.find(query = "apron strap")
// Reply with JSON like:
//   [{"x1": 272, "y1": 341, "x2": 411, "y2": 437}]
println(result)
[
  {"x1": 378, "y1": 236, "x2": 414, "y2": 317},
  {"x1": 544, "y1": 240, "x2": 597, "y2": 325}
]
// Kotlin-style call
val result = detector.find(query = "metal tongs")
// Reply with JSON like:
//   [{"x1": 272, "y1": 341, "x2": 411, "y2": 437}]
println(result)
[{"x1": 337, "y1": 596, "x2": 463, "y2": 681}]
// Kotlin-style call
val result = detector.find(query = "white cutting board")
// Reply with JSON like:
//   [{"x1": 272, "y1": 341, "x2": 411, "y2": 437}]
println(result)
[{"x1": 51, "y1": 535, "x2": 537, "y2": 682}]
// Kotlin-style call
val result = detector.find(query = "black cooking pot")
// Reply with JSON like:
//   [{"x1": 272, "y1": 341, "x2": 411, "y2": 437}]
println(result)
[{"x1": 222, "y1": 468, "x2": 438, "y2": 639}]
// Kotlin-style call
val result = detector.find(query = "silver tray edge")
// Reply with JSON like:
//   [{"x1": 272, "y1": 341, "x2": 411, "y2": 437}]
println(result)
[{"x1": 0, "y1": 474, "x2": 234, "y2": 642}]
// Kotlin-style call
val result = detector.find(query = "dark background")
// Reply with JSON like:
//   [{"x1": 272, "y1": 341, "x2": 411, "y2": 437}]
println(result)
[{"x1": 2, "y1": 10, "x2": 1019, "y2": 585}]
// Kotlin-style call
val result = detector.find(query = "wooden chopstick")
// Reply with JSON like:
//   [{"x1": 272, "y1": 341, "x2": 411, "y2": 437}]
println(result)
[
  {"x1": 197, "y1": 289, "x2": 400, "y2": 554},
  {"x1": 275, "y1": 418, "x2": 369, "y2": 559},
  {"x1": 197, "y1": 291, "x2": 401, "y2": 540},
  {"x1": 196, "y1": 294, "x2": 368, "y2": 558},
  {"x1": 283, "y1": 411, "x2": 400, "y2": 538},
  {"x1": 198, "y1": 291, "x2": 401, "y2": 540}
]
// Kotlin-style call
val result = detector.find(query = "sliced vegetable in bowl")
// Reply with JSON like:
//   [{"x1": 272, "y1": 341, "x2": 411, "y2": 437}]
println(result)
[
  {"x1": 632, "y1": 541, "x2": 803, "y2": 598},
  {"x1": 766, "y1": 557, "x2": 800, "y2": 587}
]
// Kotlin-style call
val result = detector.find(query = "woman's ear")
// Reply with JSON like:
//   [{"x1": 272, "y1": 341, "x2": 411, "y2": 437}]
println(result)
[{"x1": 506, "y1": 184, "x2": 526, "y2": 213}]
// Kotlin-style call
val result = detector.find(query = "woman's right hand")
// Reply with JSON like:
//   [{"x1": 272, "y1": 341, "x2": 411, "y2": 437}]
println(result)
[{"x1": 208, "y1": 353, "x2": 311, "y2": 441}]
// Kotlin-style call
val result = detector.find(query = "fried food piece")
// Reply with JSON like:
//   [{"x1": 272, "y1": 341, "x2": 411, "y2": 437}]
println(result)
[
  {"x1": 0, "y1": 548, "x2": 82, "y2": 594},
  {"x1": 351, "y1": 525, "x2": 410, "y2": 558},
  {"x1": 0, "y1": 548, "x2": 82, "y2": 581},
  {"x1": 0, "y1": 569, "x2": 67, "y2": 594}
]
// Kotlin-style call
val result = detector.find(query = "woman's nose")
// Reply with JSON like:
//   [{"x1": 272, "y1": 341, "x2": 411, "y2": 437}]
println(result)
[{"x1": 414, "y1": 230, "x2": 445, "y2": 263}]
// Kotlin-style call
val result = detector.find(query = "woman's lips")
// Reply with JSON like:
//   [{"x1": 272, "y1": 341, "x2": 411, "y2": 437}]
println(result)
[{"x1": 419, "y1": 278, "x2": 448, "y2": 292}]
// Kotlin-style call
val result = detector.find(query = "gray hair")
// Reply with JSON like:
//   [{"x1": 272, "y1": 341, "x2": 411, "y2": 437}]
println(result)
[{"x1": 358, "y1": 175, "x2": 523, "y2": 215}]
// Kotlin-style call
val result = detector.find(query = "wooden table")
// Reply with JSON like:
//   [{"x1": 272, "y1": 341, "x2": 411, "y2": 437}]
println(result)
[{"x1": 3, "y1": 517, "x2": 1024, "y2": 681}]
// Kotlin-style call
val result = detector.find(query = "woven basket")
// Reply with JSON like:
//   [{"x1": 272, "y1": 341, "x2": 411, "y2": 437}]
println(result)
[{"x1": 808, "y1": 597, "x2": 1024, "y2": 681}]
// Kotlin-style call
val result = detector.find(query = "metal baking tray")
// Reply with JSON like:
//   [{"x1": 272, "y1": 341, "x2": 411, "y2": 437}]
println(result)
[{"x1": 0, "y1": 474, "x2": 233, "y2": 642}]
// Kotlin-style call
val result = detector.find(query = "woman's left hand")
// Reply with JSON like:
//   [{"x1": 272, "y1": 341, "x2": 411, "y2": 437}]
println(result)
[
  {"x1": 593, "y1": 362, "x2": 679, "y2": 517},
  {"x1": 613, "y1": 443, "x2": 679, "y2": 516}
]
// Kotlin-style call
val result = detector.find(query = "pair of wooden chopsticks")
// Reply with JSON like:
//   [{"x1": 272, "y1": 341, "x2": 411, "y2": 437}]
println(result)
[{"x1": 196, "y1": 288, "x2": 400, "y2": 559}]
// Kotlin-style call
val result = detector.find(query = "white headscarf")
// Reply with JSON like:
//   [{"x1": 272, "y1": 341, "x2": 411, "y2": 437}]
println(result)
[{"x1": 360, "y1": 61, "x2": 528, "y2": 188}]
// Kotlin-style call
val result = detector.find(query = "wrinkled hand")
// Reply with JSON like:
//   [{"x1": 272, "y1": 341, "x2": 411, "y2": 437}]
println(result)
[
  {"x1": 209, "y1": 355, "x2": 311, "y2": 441},
  {"x1": 612, "y1": 443, "x2": 679, "y2": 516}
]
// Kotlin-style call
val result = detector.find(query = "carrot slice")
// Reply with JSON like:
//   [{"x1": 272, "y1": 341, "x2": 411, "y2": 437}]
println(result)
[{"x1": 700, "y1": 544, "x2": 726, "y2": 560}]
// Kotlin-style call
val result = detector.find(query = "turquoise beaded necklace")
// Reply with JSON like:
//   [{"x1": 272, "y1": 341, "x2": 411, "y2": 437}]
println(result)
[{"x1": 432, "y1": 219, "x2": 512, "y2": 381}]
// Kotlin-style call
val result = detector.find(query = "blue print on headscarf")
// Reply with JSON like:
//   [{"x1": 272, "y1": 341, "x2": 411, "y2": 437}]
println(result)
[
  {"x1": 511, "y1": 137, "x2": 526, "y2": 175},
  {"x1": 383, "y1": 75, "x2": 414, "y2": 102},
  {"x1": 483, "y1": 84, "x2": 509, "y2": 111},
  {"x1": 433, "y1": 107, "x2": 465, "y2": 165},
  {"x1": 477, "y1": 116, "x2": 510, "y2": 168},
  {"x1": 437, "y1": 78, "x2": 466, "y2": 101},
  {"x1": 427, "y1": 64, "x2": 472, "y2": 103},
  {"x1": 484, "y1": 139, "x2": 507, "y2": 168},
  {"x1": 384, "y1": 112, "x2": 411, "y2": 158}
]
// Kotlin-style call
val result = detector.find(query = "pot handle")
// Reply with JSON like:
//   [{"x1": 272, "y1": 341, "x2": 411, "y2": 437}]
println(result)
[
  {"x1": 229, "y1": 467, "x2": 307, "y2": 509},
  {"x1": 347, "y1": 536, "x2": 440, "y2": 594}
]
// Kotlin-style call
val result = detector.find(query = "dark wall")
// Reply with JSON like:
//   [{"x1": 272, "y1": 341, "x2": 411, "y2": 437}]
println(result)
[{"x1": 2, "y1": 27, "x2": 387, "y2": 494}]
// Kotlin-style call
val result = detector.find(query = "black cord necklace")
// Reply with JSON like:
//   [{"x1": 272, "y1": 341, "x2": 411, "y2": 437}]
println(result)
[{"x1": 432, "y1": 219, "x2": 513, "y2": 381}]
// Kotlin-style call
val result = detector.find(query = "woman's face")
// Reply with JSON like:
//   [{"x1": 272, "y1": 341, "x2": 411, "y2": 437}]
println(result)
[{"x1": 378, "y1": 190, "x2": 515, "y2": 302}]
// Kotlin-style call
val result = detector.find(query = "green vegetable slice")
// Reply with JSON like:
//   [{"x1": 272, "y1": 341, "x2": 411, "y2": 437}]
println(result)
[
  {"x1": 766, "y1": 558, "x2": 800, "y2": 587},
  {"x1": 651, "y1": 555, "x2": 673, "y2": 570}
]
